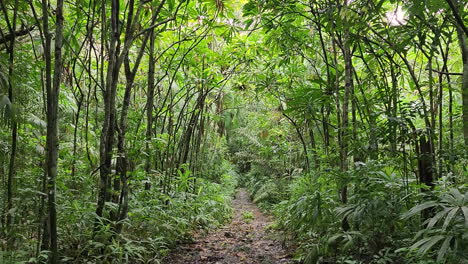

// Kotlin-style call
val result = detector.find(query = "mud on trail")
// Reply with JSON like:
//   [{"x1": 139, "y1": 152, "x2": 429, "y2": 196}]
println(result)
[{"x1": 165, "y1": 189, "x2": 295, "y2": 264}]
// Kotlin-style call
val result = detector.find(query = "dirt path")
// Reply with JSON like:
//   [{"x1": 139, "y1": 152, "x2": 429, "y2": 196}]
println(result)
[{"x1": 165, "y1": 189, "x2": 294, "y2": 264}]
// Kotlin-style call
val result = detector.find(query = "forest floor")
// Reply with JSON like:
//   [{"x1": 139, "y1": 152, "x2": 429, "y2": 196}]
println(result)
[{"x1": 164, "y1": 189, "x2": 295, "y2": 264}]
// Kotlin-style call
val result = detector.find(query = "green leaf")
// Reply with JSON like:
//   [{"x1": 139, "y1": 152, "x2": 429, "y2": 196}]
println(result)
[
  {"x1": 402, "y1": 201, "x2": 438, "y2": 219},
  {"x1": 427, "y1": 207, "x2": 450, "y2": 229},
  {"x1": 461, "y1": 207, "x2": 468, "y2": 228},
  {"x1": 411, "y1": 235, "x2": 444, "y2": 254},
  {"x1": 419, "y1": 235, "x2": 445, "y2": 255},
  {"x1": 442, "y1": 208, "x2": 458, "y2": 230},
  {"x1": 437, "y1": 236, "x2": 453, "y2": 263}
]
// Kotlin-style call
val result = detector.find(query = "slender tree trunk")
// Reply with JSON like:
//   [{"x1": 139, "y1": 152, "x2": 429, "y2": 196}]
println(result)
[
  {"x1": 96, "y1": 0, "x2": 119, "y2": 220},
  {"x1": 0, "y1": 0, "x2": 19, "y2": 248},
  {"x1": 145, "y1": 28, "x2": 156, "y2": 191},
  {"x1": 340, "y1": 25, "x2": 353, "y2": 231},
  {"x1": 456, "y1": 25, "x2": 468, "y2": 153},
  {"x1": 71, "y1": 91, "x2": 83, "y2": 185},
  {"x1": 45, "y1": 0, "x2": 64, "y2": 261},
  {"x1": 6, "y1": 34, "x2": 18, "y2": 248},
  {"x1": 390, "y1": 63, "x2": 398, "y2": 155},
  {"x1": 215, "y1": 92, "x2": 225, "y2": 137},
  {"x1": 40, "y1": 0, "x2": 53, "y2": 251},
  {"x1": 437, "y1": 70, "x2": 443, "y2": 178},
  {"x1": 39, "y1": 166, "x2": 49, "y2": 252},
  {"x1": 441, "y1": 38, "x2": 455, "y2": 172},
  {"x1": 311, "y1": 5, "x2": 331, "y2": 154},
  {"x1": 307, "y1": 119, "x2": 319, "y2": 169},
  {"x1": 114, "y1": 61, "x2": 132, "y2": 228}
]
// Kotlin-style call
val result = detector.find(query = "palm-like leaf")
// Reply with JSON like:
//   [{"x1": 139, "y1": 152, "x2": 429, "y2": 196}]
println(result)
[{"x1": 404, "y1": 188, "x2": 468, "y2": 262}]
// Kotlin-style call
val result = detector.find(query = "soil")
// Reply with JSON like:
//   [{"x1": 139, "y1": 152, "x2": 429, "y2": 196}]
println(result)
[{"x1": 164, "y1": 189, "x2": 295, "y2": 264}]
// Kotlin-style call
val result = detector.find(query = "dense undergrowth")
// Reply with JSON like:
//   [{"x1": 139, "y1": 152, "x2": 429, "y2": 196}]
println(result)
[
  {"x1": 3, "y1": 161, "x2": 238, "y2": 263},
  {"x1": 240, "y1": 163, "x2": 467, "y2": 264}
]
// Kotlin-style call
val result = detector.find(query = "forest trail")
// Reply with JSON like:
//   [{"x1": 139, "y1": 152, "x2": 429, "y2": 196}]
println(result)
[{"x1": 165, "y1": 189, "x2": 294, "y2": 264}]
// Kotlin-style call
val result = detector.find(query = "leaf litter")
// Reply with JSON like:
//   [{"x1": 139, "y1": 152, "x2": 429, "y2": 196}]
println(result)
[{"x1": 165, "y1": 189, "x2": 295, "y2": 264}]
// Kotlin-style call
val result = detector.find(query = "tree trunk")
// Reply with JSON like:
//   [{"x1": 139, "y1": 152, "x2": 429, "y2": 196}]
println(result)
[
  {"x1": 145, "y1": 28, "x2": 156, "y2": 191},
  {"x1": 456, "y1": 25, "x2": 468, "y2": 153},
  {"x1": 340, "y1": 25, "x2": 353, "y2": 232},
  {"x1": 45, "y1": 0, "x2": 64, "y2": 261},
  {"x1": 0, "y1": 0, "x2": 19, "y2": 248},
  {"x1": 96, "y1": 0, "x2": 120, "y2": 220}
]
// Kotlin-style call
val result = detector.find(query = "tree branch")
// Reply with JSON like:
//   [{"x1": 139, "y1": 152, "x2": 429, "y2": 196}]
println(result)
[
  {"x1": 136, "y1": 17, "x2": 175, "y2": 37},
  {"x1": 0, "y1": 26, "x2": 35, "y2": 46},
  {"x1": 431, "y1": 69, "x2": 463, "y2": 76},
  {"x1": 445, "y1": 0, "x2": 468, "y2": 37}
]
